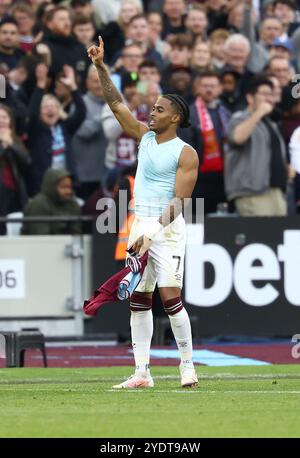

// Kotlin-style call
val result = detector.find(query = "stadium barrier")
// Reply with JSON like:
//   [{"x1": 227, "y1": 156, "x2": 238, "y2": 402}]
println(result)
[{"x1": 0, "y1": 216, "x2": 93, "y2": 336}]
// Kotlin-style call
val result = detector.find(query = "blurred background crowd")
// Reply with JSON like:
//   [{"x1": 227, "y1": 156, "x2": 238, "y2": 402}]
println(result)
[{"x1": 1, "y1": 0, "x2": 300, "y2": 237}]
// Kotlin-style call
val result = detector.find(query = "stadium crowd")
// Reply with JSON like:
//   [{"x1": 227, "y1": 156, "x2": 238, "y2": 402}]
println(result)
[{"x1": 1, "y1": 0, "x2": 300, "y2": 235}]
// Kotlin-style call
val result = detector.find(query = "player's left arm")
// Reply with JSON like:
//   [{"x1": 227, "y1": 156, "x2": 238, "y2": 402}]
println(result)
[
  {"x1": 158, "y1": 145, "x2": 199, "y2": 228},
  {"x1": 128, "y1": 146, "x2": 199, "y2": 256}
]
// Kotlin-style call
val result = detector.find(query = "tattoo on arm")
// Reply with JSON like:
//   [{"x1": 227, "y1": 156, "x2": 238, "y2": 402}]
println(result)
[
  {"x1": 95, "y1": 64, "x2": 122, "y2": 111},
  {"x1": 158, "y1": 197, "x2": 185, "y2": 228}
]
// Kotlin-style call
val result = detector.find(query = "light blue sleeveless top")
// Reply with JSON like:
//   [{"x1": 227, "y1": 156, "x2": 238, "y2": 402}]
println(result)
[{"x1": 134, "y1": 131, "x2": 189, "y2": 217}]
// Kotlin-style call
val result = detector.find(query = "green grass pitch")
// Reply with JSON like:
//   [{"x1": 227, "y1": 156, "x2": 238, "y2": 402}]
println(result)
[{"x1": 0, "y1": 365, "x2": 300, "y2": 438}]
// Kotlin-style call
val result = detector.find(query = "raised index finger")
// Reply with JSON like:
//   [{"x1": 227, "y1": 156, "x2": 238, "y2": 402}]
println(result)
[{"x1": 98, "y1": 36, "x2": 104, "y2": 48}]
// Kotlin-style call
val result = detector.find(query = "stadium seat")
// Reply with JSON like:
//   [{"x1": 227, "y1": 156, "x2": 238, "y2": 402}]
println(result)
[
  {"x1": 1, "y1": 330, "x2": 47, "y2": 368},
  {"x1": 6, "y1": 212, "x2": 24, "y2": 236}
]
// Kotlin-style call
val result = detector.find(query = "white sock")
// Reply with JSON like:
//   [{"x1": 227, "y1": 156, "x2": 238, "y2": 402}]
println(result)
[
  {"x1": 130, "y1": 310, "x2": 153, "y2": 375},
  {"x1": 168, "y1": 307, "x2": 194, "y2": 370}
]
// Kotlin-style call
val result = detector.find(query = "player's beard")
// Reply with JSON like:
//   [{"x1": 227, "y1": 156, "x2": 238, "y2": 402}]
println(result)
[
  {"x1": 150, "y1": 125, "x2": 163, "y2": 133},
  {"x1": 149, "y1": 120, "x2": 164, "y2": 133}
]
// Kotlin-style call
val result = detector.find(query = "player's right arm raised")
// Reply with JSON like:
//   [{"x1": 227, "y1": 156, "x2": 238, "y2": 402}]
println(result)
[{"x1": 87, "y1": 36, "x2": 149, "y2": 142}]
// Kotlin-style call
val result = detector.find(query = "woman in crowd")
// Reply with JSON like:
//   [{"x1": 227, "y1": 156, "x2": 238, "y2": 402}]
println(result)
[
  {"x1": 0, "y1": 104, "x2": 31, "y2": 234},
  {"x1": 190, "y1": 38, "x2": 213, "y2": 73},
  {"x1": 26, "y1": 62, "x2": 85, "y2": 195},
  {"x1": 100, "y1": 0, "x2": 143, "y2": 65}
]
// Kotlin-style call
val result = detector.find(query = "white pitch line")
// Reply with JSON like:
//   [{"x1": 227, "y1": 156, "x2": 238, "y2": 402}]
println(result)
[
  {"x1": 153, "y1": 374, "x2": 300, "y2": 380},
  {"x1": 1, "y1": 374, "x2": 300, "y2": 386},
  {"x1": 205, "y1": 390, "x2": 300, "y2": 394},
  {"x1": 106, "y1": 389, "x2": 201, "y2": 393},
  {"x1": 106, "y1": 389, "x2": 300, "y2": 394}
]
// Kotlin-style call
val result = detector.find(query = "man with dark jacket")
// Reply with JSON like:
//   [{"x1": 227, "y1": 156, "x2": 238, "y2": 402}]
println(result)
[
  {"x1": 0, "y1": 18, "x2": 25, "y2": 70},
  {"x1": 223, "y1": 34, "x2": 255, "y2": 109},
  {"x1": 40, "y1": 6, "x2": 90, "y2": 91},
  {"x1": 161, "y1": 0, "x2": 186, "y2": 40},
  {"x1": 21, "y1": 168, "x2": 81, "y2": 235}
]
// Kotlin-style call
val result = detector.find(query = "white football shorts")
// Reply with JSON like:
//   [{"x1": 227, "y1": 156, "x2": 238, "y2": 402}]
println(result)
[{"x1": 127, "y1": 214, "x2": 186, "y2": 292}]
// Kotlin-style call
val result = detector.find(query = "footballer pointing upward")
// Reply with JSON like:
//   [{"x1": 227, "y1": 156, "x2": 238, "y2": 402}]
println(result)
[{"x1": 88, "y1": 37, "x2": 199, "y2": 388}]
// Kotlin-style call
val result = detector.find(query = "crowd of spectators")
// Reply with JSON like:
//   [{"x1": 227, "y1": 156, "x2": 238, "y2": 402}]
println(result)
[{"x1": 1, "y1": 0, "x2": 300, "y2": 235}]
